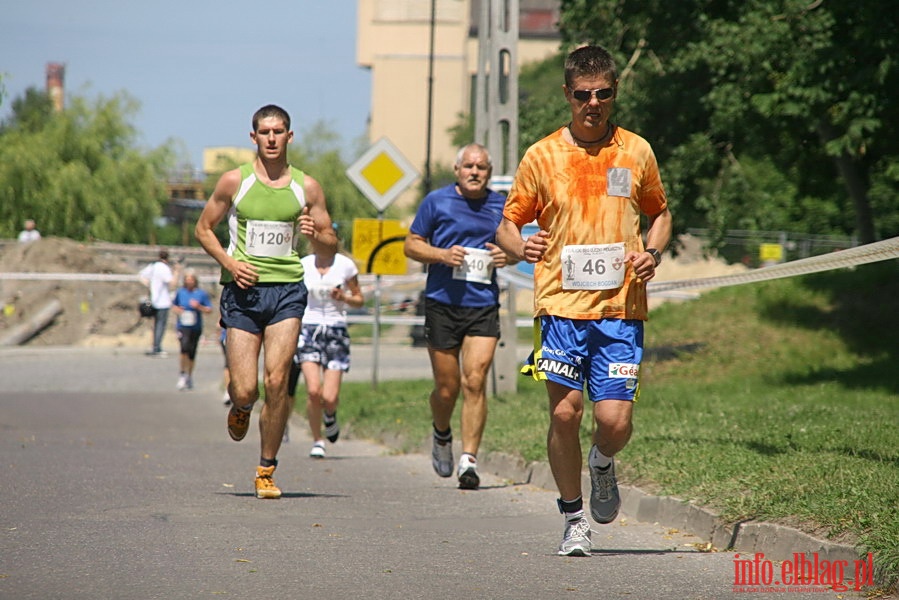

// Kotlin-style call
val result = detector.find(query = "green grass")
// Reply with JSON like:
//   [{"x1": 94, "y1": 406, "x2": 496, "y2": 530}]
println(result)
[{"x1": 295, "y1": 261, "x2": 899, "y2": 590}]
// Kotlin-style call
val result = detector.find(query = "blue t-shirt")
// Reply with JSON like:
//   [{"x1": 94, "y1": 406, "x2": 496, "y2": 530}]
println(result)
[
  {"x1": 173, "y1": 287, "x2": 212, "y2": 331},
  {"x1": 409, "y1": 183, "x2": 506, "y2": 307}
]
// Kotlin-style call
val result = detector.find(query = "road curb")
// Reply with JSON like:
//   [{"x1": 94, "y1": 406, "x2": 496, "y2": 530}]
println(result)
[
  {"x1": 394, "y1": 436, "x2": 864, "y2": 568},
  {"x1": 472, "y1": 449, "x2": 865, "y2": 565}
]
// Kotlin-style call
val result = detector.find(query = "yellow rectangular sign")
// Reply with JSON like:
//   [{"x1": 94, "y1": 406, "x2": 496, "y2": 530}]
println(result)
[
  {"x1": 351, "y1": 218, "x2": 408, "y2": 275},
  {"x1": 759, "y1": 243, "x2": 784, "y2": 263}
]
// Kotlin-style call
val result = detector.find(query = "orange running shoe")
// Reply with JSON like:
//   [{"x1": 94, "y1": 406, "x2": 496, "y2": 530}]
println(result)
[
  {"x1": 227, "y1": 405, "x2": 252, "y2": 441},
  {"x1": 255, "y1": 465, "x2": 281, "y2": 499}
]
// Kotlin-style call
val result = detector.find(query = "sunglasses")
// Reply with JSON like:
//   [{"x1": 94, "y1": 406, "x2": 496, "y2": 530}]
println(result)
[{"x1": 571, "y1": 88, "x2": 615, "y2": 102}]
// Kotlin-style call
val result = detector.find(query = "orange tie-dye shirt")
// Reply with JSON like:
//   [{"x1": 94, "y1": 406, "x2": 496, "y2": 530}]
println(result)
[{"x1": 504, "y1": 126, "x2": 668, "y2": 321}]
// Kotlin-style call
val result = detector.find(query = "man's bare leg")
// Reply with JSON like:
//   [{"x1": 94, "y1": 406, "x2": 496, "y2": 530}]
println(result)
[
  {"x1": 258, "y1": 317, "x2": 301, "y2": 461},
  {"x1": 458, "y1": 335, "x2": 497, "y2": 456}
]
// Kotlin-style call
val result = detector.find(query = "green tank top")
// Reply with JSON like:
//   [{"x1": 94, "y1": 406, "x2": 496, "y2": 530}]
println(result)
[{"x1": 221, "y1": 163, "x2": 307, "y2": 284}]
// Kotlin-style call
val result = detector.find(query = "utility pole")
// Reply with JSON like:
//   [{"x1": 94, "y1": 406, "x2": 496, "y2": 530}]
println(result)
[
  {"x1": 474, "y1": 0, "x2": 520, "y2": 395},
  {"x1": 474, "y1": 0, "x2": 519, "y2": 176},
  {"x1": 424, "y1": 0, "x2": 437, "y2": 195}
]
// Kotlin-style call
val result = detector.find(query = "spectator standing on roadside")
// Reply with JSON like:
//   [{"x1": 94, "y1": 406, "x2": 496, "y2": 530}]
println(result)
[
  {"x1": 496, "y1": 45, "x2": 673, "y2": 556},
  {"x1": 194, "y1": 104, "x2": 338, "y2": 500},
  {"x1": 286, "y1": 249, "x2": 364, "y2": 458},
  {"x1": 403, "y1": 143, "x2": 512, "y2": 490},
  {"x1": 18, "y1": 219, "x2": 41, "y2": 243},
  {"x1": 172, "y1": 269, "x2": 213, "y2": 390},
  {"x1": 139, "y1": 249, "x2": 180, "y2": 357}
]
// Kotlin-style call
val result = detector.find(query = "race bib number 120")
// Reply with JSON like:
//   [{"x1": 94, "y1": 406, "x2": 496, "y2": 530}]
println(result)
[{"x1": 245, "y1": 220, "x2": 294, "y2": 257}]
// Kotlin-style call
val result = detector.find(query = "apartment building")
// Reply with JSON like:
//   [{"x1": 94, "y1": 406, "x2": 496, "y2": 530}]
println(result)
[{"x1": 357, "y1": 0, "x2": 560, "y2": 207}]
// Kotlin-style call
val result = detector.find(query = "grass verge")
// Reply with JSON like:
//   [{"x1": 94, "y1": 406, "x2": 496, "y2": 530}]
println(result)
[{"x1": 296, "y1": 261, "x2": 899, "y2": 591}]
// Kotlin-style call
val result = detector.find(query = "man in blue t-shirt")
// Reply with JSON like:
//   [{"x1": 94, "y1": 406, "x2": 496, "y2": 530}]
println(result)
[
  {"x1": 404, "y1": 143, "x2": 514, "y2": 490},
  {"x1": 172, "y1": 269, "x2": 213, "y2": 391}
]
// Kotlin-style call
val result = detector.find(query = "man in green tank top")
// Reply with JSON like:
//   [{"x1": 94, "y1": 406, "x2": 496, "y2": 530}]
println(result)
[{"x1": 195, "y1": 104, "x2": 338, "y2": 499}]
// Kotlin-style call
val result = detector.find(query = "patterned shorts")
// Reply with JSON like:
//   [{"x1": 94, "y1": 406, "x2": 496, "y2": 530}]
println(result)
[{"x1": 295, "y1": 323, "x2": 351, "y2": 372}]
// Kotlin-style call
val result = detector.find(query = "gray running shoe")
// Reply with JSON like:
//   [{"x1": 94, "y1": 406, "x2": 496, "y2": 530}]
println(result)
[
  {"x1": 431, "y1": 434, "x2": 453, "y2": 478},
  {"x1": 558, "y1": 517, "x2": 592, "y2": 556},
  {"x1": 590, "y1": 458, "x2": 621, "y2": 524}
]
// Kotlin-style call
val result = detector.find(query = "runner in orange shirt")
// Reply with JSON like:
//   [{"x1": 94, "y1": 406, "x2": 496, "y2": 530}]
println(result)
[{"x1": 497, "y1": 45, "x2": 672, "y2": 556}]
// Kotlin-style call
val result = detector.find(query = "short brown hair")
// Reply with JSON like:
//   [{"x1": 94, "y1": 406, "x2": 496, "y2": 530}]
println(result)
[
  {"x1": 564, "y1": 45, "x2": 618, "y2": 88},
  {"x1": 252, "y1": 104, "x2": 291, "y2": 132}
]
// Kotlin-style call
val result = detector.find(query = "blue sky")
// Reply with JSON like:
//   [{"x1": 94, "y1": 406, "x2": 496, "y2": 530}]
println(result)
[{"x1": 0, "y1": 1, "x2": 372, "y2": 168}]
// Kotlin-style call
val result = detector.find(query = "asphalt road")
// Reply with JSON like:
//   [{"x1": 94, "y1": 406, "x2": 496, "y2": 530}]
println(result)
[{"x1": 0, "y1": 344, "x2": 865, "y2": 599}]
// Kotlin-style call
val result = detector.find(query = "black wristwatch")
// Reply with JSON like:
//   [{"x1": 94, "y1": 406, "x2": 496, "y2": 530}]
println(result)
[{"x1": 646, "y1": 248, "x2": 662, "y2": 267}]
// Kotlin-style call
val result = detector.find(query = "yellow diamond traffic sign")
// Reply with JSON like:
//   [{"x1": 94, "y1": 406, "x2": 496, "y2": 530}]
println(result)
[
  {"x1": 346, "y1": 137, "x2": 419, "y2": 212},
  {"x1": 361, "y1": 153, "x2": 405, "y2": 196}
]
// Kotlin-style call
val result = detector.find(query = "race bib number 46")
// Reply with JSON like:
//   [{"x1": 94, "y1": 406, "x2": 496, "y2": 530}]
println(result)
[
  {"x1": 561, "y1": 242, "x2": 626, "y2": 290},
  {"x1": 452, "y1": 247, "x2": 495, "y2": 284},
  {"x1": 245, "y1": 220, "x2": 294, "y2": 257}
]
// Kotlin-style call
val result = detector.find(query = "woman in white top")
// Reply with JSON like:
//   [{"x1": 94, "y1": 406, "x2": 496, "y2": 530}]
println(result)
[{"x1": 288, "y1": 250, "x2": 364, "y2": 458}]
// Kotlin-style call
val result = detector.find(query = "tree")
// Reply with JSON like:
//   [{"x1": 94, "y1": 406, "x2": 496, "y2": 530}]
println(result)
[
  {"x1": 517, "y1": 53, "x2": 570, "y2": 159},
  {"x1": 1, "y1": 88, "x2": 54, "y2": 135},
  {"x1": 0, "y1": 88, "x2": 173, "y2": 242},
  {"x1": 556, "y1": 0, "x2": 899, "y2": 244},
  {"x1": 288, "y1": 121, "x2": 379, "y2": 254}
]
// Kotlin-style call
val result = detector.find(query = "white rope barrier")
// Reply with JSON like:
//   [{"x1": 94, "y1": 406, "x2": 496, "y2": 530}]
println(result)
[
  {"x1": 2, "y1": 237, "x2": 897, "y2": 294},
  {"x1": 496, "y1": 236, "x2": 899, "y2": 295},
  {"x1": 646, "y1": 235, "x2": 899, "y2": 294}
]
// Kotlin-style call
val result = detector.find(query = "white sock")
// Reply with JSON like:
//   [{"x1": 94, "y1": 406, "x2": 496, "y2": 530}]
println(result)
[
  {"x1": 589, "y1": 445, "x2": 612, "y2": 469},
  {"x1": 565, "y1": 509, "x2": 585, "y2": 523}
]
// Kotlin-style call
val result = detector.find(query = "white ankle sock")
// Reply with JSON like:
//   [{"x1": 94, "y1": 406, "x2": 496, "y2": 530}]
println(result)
[
  {"x1": 565, "y1": 509, "x2": 585, "y2": 523},
  {"x1": 589, "y1": 445, "x2": 612, "y2": 469}
]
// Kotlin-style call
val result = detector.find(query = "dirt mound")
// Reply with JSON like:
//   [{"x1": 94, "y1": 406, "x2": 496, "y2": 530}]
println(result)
[
  {"x1": 0, "y1": 237, "x2": 129, "y2": 274},
  {"x1": 655, "y1": 233, "x2": 747, "y2": 281},
  {"x1": 0, "y1": 238, "x2": 153, "y2": 347},
  {"x1": 0, "y1": 235, "x2": 743, "y2": 348}
]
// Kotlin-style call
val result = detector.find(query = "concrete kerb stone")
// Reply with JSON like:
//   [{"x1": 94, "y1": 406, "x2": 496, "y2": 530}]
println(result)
[
  {"x1": 729, "y1": 522, "x2": 860, "y2": 564},
  {"x1": 404, "y1": 433, "x2": 864, "y2": 568}
]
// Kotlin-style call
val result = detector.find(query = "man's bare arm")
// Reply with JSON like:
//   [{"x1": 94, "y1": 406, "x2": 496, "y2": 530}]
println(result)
[
  {"x1": 195, "y1": 169, "x2": 259, "y2": 288},
  {"x1": 496, "y1": 218, "x2": 548, "y2": 264},
  {"x1": 645, "y1": 208, "x2": 672, "y2": 255},
  {"x1": 299, "y1": 175, "x2": 338, "y2": 255}
]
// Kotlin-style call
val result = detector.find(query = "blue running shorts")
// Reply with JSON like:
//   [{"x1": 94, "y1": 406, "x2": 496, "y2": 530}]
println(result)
[
  {"x1": 524, "y1": 316, "x2": 643, "y2": 402},
  {"x1": 220, "y1": 281, "x2": 307, "y2": 334}
]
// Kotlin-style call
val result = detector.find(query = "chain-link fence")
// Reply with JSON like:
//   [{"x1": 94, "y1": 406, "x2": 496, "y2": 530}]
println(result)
[{"x1": 686, "y1": 228, "x2": 859, "y2": 267}]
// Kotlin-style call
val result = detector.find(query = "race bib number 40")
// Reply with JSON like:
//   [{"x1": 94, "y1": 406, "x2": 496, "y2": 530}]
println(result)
[
  {"x1": 452, "y1": 247, "x2": 495, "y2": 284},
  {"x1": 561, "y1": 242, "x2": 626, "y2": 290},
  {"x1": 245, "y1": 220, "x2": 294, "y2": 257}
]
